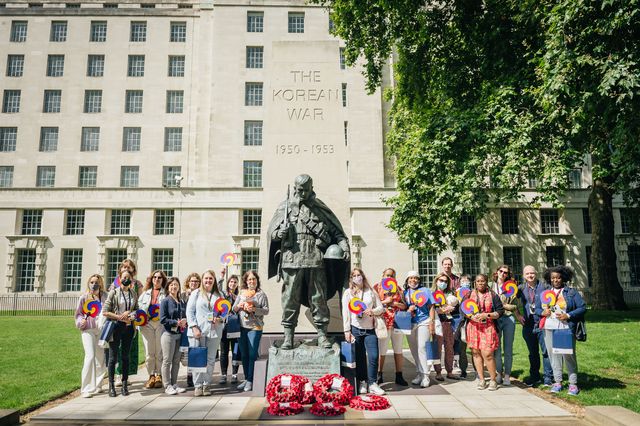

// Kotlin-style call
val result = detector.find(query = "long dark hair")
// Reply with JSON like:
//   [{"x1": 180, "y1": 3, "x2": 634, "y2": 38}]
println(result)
[
  {"x1": 226, "y1": 275, "x2": 240, "y2": 296},
  {"x1": 241, "y1": 270, "x2": 261, "y2": 291}
]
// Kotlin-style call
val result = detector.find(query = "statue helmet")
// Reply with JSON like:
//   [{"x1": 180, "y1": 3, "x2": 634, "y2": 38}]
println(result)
[{"x1": 324, "y1": 244, "x2": 344, "y2": 260}]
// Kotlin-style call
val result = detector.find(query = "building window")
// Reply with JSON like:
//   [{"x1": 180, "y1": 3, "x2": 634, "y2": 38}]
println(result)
[
  {"x1": 152, "y1": 249, "x2": 173, "y2": 276},
  {"x1": 166, "y1": 90, "x2": 184, "y2": 113},
  {"x1": 15, "y1": 249, "x2": 36, "y2": 292},
  {"x1": 43, "y1": 90, "x2": 62, "y2": 113},
  {"x1": 528, "y1": 177, "x2": 538, "y2": 188},
  {"x1": 164, "y1": 128, "x2": 182, "y2": 152},
  {"x1": 344, "y1": 121, "x2": 348, "y2": 146},
  {"x1": 246, "y1": 46, "x2": 263, "y2": 69},
  {"x1": 568, "y1": 168, "x2": 581, "y2": 189},
  {"x1": 242, "y1": 209, "x2": 262, "y2": 235},
  {"x1": 621, "y1": 208, "x2": 640, "y2": 234},
  {"x1": 247, "y1": 11, "x2": 264, "y2": 32},
  {"x1": 340, "y1": 47, "x2": 345, "y2": 69},
  {"x1": 90, "y1": 21, "x2": 107, "y2": 42},
  {"x1": 541, "y1": 209, "x2": 560, "y2": 234},
  {"x1": 46, "y1": 55, "x2": 65, "y2": 77},
  {"x1": 122, "y1": 127, "x2": 141, "y2": 151},
  {"x1": 106, "y1": 248, "x2": 127, "y2": 284},
  {"x1": 125, "y1": 90, "x2": 143, "y2": 113},
  {"x1": 503, "y1": 246, "x2": 523, "y2": 283},
  {"x1": 341, "y1": 83, "x2": 347, "y2": 107},
  {"x1": 61, "y1": 249, "x2": 83, "y2": 292},
  {"x1": 241, "y1": 248, "x2": 259, "y2": 275},
  {"x1": 10, "y1": 21, "x2": 28, "y2": 42},
  {"x1": 546, "y1": 246, "x2": 565, "y2": 267},
  {"x1": 3, "y1": 90, "x2": 21, "y2": 113},
  {"x1": 127, "y1": 55, "x2": 145, "y2": 77},
  {"x1": 21, "y1": 209, "x2": 43, "y2": 235},
  {"x1": 461, "y1": 213, "x2": 478, "y2": 234},
  {"x1": 170, "y1": 21, "x2": 186, "y2": 42},
  {"x1": 583, "y1": 208, "x2": 592, "y2": 234},
  {"x1": 162, "y1": 166, "x2": 181, "y2": 187},
  {"x1": 0, "y1": 127, "x2": 17, "y2": 151},
  {"x1": 36, "y1": 166, "x2": 56, "y2": 187},
  {"x1": 501, "y1": 208, "x2": 519, "y2": 234},
  {"x1": 168, "y1": 55, "x2": 185, "y2": 77},
  {"x1": 78, "y1": 166, "x2": 97, "y2": 187},
  {"x1": 288, "y1": 12, "x2": 304, "y2": 33},
  {"x1": 103, "y1": 3, "x2": 118, "y2": 8},
  {"x1": 7, "y1": 54, "x2": 25, "y2": 77},
  {"x1": 120, "y1": 166, "x2": 139, "y2": 188},
  {"x1": 245, "y1": 83, "x2": 263, "y2": 106},
  {"x1": 628, "y1": 245, "x2": 640, "y2": 287},
  {"x1": 39, "y1": 127, "x2": 58, "y2": 152},
  {"x1": 84, "y1": 90, "x2": 102, "y2": 113},
  {"x1": 80, "y1": 127, "x2": 100, "y2": 151},
  {"x1": 110, "y1": 209, "x2": 131, "y2": 235},
  {"x1": 50, "y1": 21, "x2": 68, "y2": 42},
  {"x1": 130, "y1": 21, "x2": 147, "y2": 42},
  {"x1": 418, "y1": 249, "x2": 438, "y2": 285},
  {"x1": 461, "y1": 247, "x2": 481, "y2": 277},
  {"x1": 87, "y1": 55, "x2": 105, "y2": 77},
  {"x1": 154, "y1": 209, "x2": 174, "y2": 235},
  {"x1": 244, "y1": 121, "x2": 262, "y2": 146},
  {"x1": 586, "y1": 246, "x2": 592, "y2": 287},
  {"x1": 243, "y1": 160, "x2": 262, "y2": 188},
  {"x1": 0, "y1": 166, "x2": 14, "y2": 188}
]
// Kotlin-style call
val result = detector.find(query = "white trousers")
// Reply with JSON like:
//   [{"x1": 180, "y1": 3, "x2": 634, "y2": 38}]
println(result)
[
  {"x1": 407, "y1": 319, "x2": 437, "y2": 375},
  {"x1": 377, "y1": 328, "x2": 405, "y2": 355},
  {"x1": 140, "y1": 321, "x2": 164, "y2": 376},
  {"x1": 80, "y1": 328, "x2": 106, "y2": 394},
  {"x1": 189, "y1": 335, "x2": 222, "y2": 387}
]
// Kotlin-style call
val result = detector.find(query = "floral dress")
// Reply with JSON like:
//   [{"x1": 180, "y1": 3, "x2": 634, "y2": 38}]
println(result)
[
  {"x1": 373, "y1": 282, "x2": 405, "y2": 329},
  {"x1": 465, "y1": 290, "x2": 499, "y2": 351}
]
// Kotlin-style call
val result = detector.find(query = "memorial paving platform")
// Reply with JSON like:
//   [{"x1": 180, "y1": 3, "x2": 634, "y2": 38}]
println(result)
[{"x1": 28, "y1": 350, "x2": 583, "y2": 425}]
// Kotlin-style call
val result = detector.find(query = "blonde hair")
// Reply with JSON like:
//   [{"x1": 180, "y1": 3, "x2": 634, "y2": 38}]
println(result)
[
  {"x1": 199, "y1": 270, "x2": 220, "y2": 296},
  {"x1": 85, "y1": 274, "x2": 105, "y2": 294},
  {"x1": 430, "y1": 272, "x2": 451, "y2": 292},
  {"x1": 182, "y1": 272, "x2": 201, "y2": 293},
  {"x1": 118, "y1": 258, "x2": 137, "y2": 277},
  {"x1": 349, "y1": 268, "x2": 372, "y2": 292}
]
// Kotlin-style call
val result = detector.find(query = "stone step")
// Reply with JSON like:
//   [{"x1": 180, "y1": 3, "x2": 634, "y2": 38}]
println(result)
[{"x1": 585, "y1": 405, "x2": 640, "y2": 426}]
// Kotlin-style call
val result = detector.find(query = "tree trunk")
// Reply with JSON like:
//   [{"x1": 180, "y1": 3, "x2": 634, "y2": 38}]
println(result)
[{"x1": 588, "y1": 173, "x2": 628, "y2": 310}]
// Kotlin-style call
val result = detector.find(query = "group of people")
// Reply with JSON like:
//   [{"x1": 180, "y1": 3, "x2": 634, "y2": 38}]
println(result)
[
  {"x1": 74, "y1": 258, "x2": 269, "y2": 398},
  {"x1": 75, "y1": 257, "x2": 586, "y2": 399}
]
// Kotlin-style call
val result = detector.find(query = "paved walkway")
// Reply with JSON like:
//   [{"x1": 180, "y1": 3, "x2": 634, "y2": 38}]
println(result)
[{"x1": 29, "y1": 351, "x2": 580, "y2": 424}]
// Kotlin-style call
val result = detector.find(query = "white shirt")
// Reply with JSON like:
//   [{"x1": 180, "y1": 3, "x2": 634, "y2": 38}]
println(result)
[{"x1": 341, "y1": 287, "x2": 383, "y2": 332}]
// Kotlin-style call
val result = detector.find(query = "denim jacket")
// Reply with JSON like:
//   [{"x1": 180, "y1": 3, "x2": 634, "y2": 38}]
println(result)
[{"x1": 534, "y1": 286, "x2": 586, "y2": 334}]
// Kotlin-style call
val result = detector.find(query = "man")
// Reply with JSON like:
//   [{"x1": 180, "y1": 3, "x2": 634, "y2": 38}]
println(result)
[
  {"x1": 518, "y1": 265, "x2": 553, "y2": 386},
  {"x1": 441, "y1": 257, "x2": 465, "y2": 376},
  {"x1": 441, "y1": 257, "x2": 460, "y2": 290},
  {"x1": 267, "y1": 174, "x2": 350, "y2": 349}
]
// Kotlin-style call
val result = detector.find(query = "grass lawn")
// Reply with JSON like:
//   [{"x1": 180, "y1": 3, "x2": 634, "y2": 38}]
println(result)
[{"x1": 0, "y1": 317, "x2": 144, "y2": 413}]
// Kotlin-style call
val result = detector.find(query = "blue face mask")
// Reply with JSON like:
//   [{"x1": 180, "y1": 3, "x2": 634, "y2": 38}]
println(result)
[
  {"x1": 460, "y1": 281, "x2": 471, "y2": 288},
  {"x1": 437, "y1": 281, "x2": 448, "y2": 290}
]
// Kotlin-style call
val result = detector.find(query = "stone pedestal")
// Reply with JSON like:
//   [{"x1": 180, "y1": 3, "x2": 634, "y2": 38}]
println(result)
[{"x1": 266, "y1": 339, "x2": 340, "y2": 384}]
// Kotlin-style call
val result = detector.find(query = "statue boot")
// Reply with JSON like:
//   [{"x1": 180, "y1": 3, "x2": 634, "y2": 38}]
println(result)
[
  {"x1": 281, "y1": 327, "x2": 295, "y2": 350},
  {"x1": 317, "y1": 325, "x2": 332, "y2": 349}
]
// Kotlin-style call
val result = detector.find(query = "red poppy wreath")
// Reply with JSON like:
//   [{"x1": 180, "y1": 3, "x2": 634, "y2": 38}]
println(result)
[
  {"x1": 265, "y1": 374, "x2": 309, "y2": 404},
  {"x1": 312, "y1": 374, "x2": 354, "y2": 405},
  {"x1": 266, "y1": 401, "x2": 304, "y2": 416},
  {"x1": 349, "y1": 394, "x2": 391, "y2": 411},
  {"x1": 310, "y1": 401, "x2": 347, "y2": 417}
]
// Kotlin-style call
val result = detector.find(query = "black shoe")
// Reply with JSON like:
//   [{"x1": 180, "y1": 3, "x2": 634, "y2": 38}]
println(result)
[
  {"x1": 524, "y1": 377, "x2": 541, "y2": 387},
  {"x1": 460, "y1": 371, "x2": 468, "y2": 379},
  {"x1": 395, "y1": 373, "x2": 408, "y2": 386},
  {"x1": 376, "y1": 372, "x2": 384, "y2": 384},
  {"x1": 187, "y1": 374, "x2": 194, "y2": 388},
  {"x1": 109, "y1": 382, "x2": 117, "y2": 397},
  {"x1": 121, "y1": 381, "x2": 129, "y2": 396}
]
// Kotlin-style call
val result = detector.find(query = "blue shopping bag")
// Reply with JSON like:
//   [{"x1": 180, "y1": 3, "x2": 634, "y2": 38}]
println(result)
[
  {"x1": 552, "y1": 328, "x2": 574, "y2": 355},
  {"x1": 340, "y1": 341, "x2": 356, "y2": 369},
  {"x1": 226, "y1": 314, "x2": 241, "y2": 340},
  {"x1": 426, "y1": 338, "x2": 441, "y2": 364},
  {"x1": 393, "y1": 311, "x2": 412, "y2": 335},
  {"x1": 98, "y1": 320, "x2": 116, "y2": 348},
  {"x1": 188, "y1": 346, "x2": 208, "y2": 373},
  {"x1": 179, "y1": 328, "x2": 189, "y2": 353}
]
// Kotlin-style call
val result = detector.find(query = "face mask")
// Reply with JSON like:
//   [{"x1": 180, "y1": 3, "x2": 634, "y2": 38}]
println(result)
[
  {"x1": 352, "y1": 275, "x2": 363, "y2": 285},
  {"x1": 460, "y1": 281, "x2": 471, "y2": 288},
  {"x1": 121, "y1": 278, "x2": 131, "y2": 287},
  {"x1": 90, "y1": 283, "x2": 100, "y2": 291},
  {"x1": 408, "y1": 280, "x2": 418, "y2": 289},
  {"x1": 437, "y1": 281, "x2": 448, "y2": 290}
]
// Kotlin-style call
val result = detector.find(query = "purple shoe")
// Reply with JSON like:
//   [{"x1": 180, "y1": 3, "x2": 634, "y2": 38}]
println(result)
[
  {"x1": 550, "y1": 383, "x2": 562, "y2": 393},
  {"x1": 568, "y1": 385, "x2": 580, "y2": 396}
]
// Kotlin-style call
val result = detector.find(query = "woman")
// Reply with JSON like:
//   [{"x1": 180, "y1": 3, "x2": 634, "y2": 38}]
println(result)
[
  {"x1": 431, "y1": 272, "x2": 458, "y2": 380},
  {"x1": 219, "y1": 274, "x2": 241, "y2": 385},
  {"x1": 343, "y1": 268, "x2": 386, "y2": 395},
  {"x1": 103, "y1": 269, "x2": 139, "y2": 397},
  {"x1": 232, "y1": 270, "x2": 269, "y2": 392},
  {"x1": 187, "y1": 270, "x2": 225, "y2": 397},
  {"x1": 492, "y1": 265, "x2": 525, "y2": 386},
  {"x1": 466, "y1": 273, "x2": 504, "y2": 391},
  {"x1": 139, "y1": 270, "x2": 168, "y2": 389},
  {"x1": 75, "y1": 274, "x2": 107, "y2": 398},
  {"x1": 537, "y1": 265, "x2": 586, "y2": 396},
  {"x1": 160, "y1": 277, "x2": 187, "y2": 395},
  {"x1": 372, "y1": 268, "x2": 408, "y2": 386},
  {"x1": 403, "y1": 271, "x2": 437, "y2": 388},
  {"x1": 181, "y1": 272, "x2": 201, "y2": 388}
]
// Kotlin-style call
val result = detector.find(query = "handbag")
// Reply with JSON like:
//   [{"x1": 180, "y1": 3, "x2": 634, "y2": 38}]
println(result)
[
  {"x1": 575, "y1": 320, "x2": 587, "y2": 342},
  {"x1": 374, "y1": 316, "x2": 388, "y2": 339},
  {"x1": 552, "y1": 328, "x2": 574, "y2": 354},
  {"x1": 96, "y1": 312, "x2": 107, "y2": 330},
  {"x1": 393, "y1": 311, "x2": 412, "y2": 335},
  {"x1": 225, "y1": 313, "x2": 241, "y2": 340},
  {"x1": 188, "y1": 346, "x2": 208, "y2": 373},
  {"x1": 426, "y1": 338, "x2": 441, "y2": 363},
  {"x1": 340, "y1": 341, "x2": 356, "y2": 368},
  {"x1": 98, "y1": 319, "x2": 116, "y2": 348}
]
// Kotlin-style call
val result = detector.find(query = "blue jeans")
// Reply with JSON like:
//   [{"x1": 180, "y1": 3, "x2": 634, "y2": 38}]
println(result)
[
  {"x1": 239, "y1": 327, "x2": 262, "y2": 382},
  {"x1": 522, "y1": 324, "x2": 553, "y2": 384},
  {"x1": 351, "y1": 326, "x2": 378, "y2": 385},
  {"x1": 494, "y1": 315, "x2": 515, "y2": 376}
]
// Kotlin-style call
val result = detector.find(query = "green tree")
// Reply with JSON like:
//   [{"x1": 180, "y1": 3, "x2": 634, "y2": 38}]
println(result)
[{"x1": 318, "y1": 0, "x2": 640, "y2": 309}]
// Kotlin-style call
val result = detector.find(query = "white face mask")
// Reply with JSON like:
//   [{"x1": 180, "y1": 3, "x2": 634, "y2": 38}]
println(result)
[
  {"x1": 352, "y1": 275, "x2": 363, "y2": 285},
  {"x1": 460, "y1": 281, "x2": 471, "y2": 288},
  {"x1": 437, "y1": 281, "x2": 448, "y2": 290}
]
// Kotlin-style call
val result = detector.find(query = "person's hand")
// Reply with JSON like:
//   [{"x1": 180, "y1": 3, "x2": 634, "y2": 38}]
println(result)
[
  {"x1": 542, "y1": 308, "x2": 551, "y2": 317},
  {"x1": 428, "y1": 322, "x2": 436, "y2": 335},
  {"x1": 276, "y1": 226, "x2": 289, "y2": 239},
  {"x1": 178, "y1": 319, "x2": 187, "y2": 328},
  {"x1": 472, "y1": 313, "x2": 482, "y2": 322},
  {"x1": 344, "y1": 332, "x2": 354, "y2": 343},
  {"x1": 118, "y1": 311, "x2": 129, "y2": 321},
  {"x1": 363, "y1": 308, "x2": 373, "y2": 317},
  {"x1": 219, "y1": 268, "x2": 226, "y2": 278},
  {"x1": 80, "y1": 318, "x2": 87, "y2": 329},
  {"x1": 245, "y1": 304, "x2": 255, "y2": 313},
  {"x1": 517, "y1": 315, "x2": 525, "y2": 326},
  {"x1": 408, "y1": 305, "x2": 416, "y2": 313},
  {"x1": 192, "y1": 326, "x2": 202, "y2": 339},
  {"x1": 382, "y1": 296, "x2": 393, "y2": 305},
  {"x1": 343, "y1": 250, "x2": 350, "y2": 261},
  {"x1": 556, "y1": 312, "x2": 569, "y2": 321}
]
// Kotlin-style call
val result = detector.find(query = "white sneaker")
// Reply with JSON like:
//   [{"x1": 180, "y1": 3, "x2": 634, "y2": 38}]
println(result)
[
  {"x1": 243, "y1": 381, "x2": 253, "y2": 392},
  {"x1": 369, "y1": 383, "x2": 385, "y2": 395},
  {"x1": 359, "y1": 381, "x2": 368, "y2": 394},
  {"x1": 237, "y1": 380, "x2": 247, "y2": 390},
  {"x1": 420, "y1": 376, "x2": 430, "y2": 388},
  {"x1": 81, "y1": 392, "x2": 92, "y2": 398},
  {"x1": 165, "y1": 386, "x2": 178, "y2": 395},
  {"x1": 411, "y1": 374, "x2": 423, "y2": 385},
  {"x1": 174, "y1": 385, "x2": 186, "y2": 393},
  {"x1": 503, "y1": 375, "x2": 511, "y2": 386}
]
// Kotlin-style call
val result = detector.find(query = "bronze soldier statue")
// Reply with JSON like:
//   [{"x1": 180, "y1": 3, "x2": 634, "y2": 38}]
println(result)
[{"x1": 267, "y1": 174, "x2": 350, "y2": 349}]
